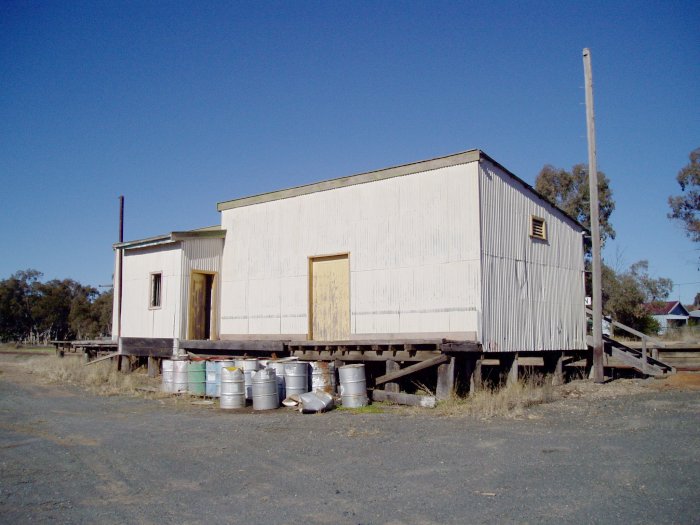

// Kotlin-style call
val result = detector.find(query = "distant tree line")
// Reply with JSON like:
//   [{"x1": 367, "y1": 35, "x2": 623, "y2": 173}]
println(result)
[{"x1": 0, "y1": 270, "x2": 112, "y2": 344}]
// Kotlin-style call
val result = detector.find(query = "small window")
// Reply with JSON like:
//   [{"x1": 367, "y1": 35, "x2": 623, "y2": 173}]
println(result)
[
  {"x1": 150, "y1": 273, "x2": 162, "y2": 308},
  {"x1": 530, "y1": 216, "x2": 547, "y2": 240}
]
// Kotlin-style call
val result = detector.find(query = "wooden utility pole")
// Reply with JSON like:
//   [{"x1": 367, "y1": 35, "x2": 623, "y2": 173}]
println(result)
[
  {"x1": 117, "y1": 195, "x2": 124, "y2": 337},
  {"x1": 117, "y1": 195, "x2": 124, "y2": 339},
  {"x1": 583, "y1": 48, "x2": 604, "y2": 383}
]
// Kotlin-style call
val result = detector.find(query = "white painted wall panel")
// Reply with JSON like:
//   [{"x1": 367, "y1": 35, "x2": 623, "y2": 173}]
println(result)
[
  {"x1": 119, "y1": 243, "x2": 183, "y2": 338},
  {"x1": 280, "y1": 276, "x2": 307, "y2": 334},
  {"x1": 220, "y1": 163, "x2": 482, "y2": 338},
  {"x1": 115, "y1": 237, "x2": 223, "y2": 340},
  {"x1": 479, "y1": 160, "x2": 586, "y2": 351}
]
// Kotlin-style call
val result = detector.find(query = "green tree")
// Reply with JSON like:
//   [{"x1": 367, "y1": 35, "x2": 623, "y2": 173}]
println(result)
[
  {"x1": 0, "y1": 270, "x2": 112, "y2": 343},
  {"x1": 668, "y1": 147, "x2": 700, "y2": 241},
  {"x1": 68, "y1": 284, "x2": 103, "y2": 339},
  {"x1": 31, "y1": 279, "x2": 76, "y2": 342},
  {"x1": 91, "y1": 289, "x2": 113, "y2": 337},
  {"x1": 0, "y1": 270, "x2": 41, "y2": 342},
  {"x1": 68, "y1": 284, "x2": 113, "y2": 340},
  {"x1": 630, "y1": 261, "x2": 673, "y2": 302},
  {"x1": 535, "y1": 164, "x2": 615, "y2": 246},
  {"x1": 601, "y1": 260, "x2": 672, "y2": 334}
]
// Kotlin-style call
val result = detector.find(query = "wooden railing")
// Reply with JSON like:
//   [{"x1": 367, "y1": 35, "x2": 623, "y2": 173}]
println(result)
[{"x1": 586, "y1": 308, "x2": 665, "y2": 375}]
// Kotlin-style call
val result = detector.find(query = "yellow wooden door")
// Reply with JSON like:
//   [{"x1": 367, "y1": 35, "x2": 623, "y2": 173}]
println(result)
[
  {"x1": 310, "y1": 255, "x2": 350, "y2": 341},
  {"x1": 189, "y1": 272, "x2": 207, "y2": 340}
]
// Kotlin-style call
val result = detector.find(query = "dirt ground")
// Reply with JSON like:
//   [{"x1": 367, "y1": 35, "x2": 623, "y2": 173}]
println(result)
[{"x1": 1, "y1": 352, "x2": 698, "y2": 524}]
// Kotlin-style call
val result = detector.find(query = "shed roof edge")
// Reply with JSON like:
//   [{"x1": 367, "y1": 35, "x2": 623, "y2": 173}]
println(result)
[
  {"x1": 216, "y1": 149, "x2": 481, "y2": 211},
  {"x1": 114, "y1": 228, "x2": 226, "y2": 250}
]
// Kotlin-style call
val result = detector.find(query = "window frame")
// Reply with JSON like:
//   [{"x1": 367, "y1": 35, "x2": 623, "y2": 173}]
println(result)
[{"x1": 149, "y1": 272, "x2": 163, "y2": 309}]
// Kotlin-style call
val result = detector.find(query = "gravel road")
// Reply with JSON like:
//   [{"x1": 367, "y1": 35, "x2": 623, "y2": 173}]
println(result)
[{"x1": 1, "y1": 353, "x2": 698, "y2": 524}]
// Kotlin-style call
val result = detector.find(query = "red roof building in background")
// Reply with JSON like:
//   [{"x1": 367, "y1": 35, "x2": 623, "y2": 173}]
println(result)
[{"x1": 644, "y1": 300, "x2": 690, "y2": 334}]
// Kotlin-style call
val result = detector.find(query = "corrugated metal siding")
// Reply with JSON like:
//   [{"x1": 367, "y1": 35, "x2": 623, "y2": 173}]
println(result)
[
  {"x1": 119, "y1": 243, "x2": 183, "y2": 338},
  {"x1": 180, "y1": 238, "x2": 224, "y2": 339},
  {"x1": 479, "y1": 160, "x2": 586, "y2": 351},
  {"x1": 220, "y1": 163, "x2": 482, "y2": 338}
]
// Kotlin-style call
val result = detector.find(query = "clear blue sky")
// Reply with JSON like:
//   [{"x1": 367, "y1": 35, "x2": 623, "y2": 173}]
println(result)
[{"x1": 1, "y1": 1, "x2": 698, "y2": 302}]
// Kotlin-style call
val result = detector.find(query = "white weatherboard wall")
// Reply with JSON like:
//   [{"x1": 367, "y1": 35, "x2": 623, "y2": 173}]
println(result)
[
  {"x1": 119, "y1": 243, "x2": 183, "y2": 339},
  {"x1": 478, "y1": 160, "x2": 586, "y2": 352},
  {"x1": 114, "y1": 238, "x2": 224, "y2": 340},
  {"x1": 219, "y1": 162, "x2": 482, "y2": 340}
]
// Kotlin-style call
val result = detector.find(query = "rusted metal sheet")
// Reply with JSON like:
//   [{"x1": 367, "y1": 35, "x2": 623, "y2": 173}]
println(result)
[{"x1": 310, "y1": 361, "x2": 336, "y2": 393}]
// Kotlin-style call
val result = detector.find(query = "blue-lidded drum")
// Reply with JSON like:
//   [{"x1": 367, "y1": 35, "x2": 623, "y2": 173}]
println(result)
[{"x1": 205, "y1": 361, "x2": 218, "y2": 397}]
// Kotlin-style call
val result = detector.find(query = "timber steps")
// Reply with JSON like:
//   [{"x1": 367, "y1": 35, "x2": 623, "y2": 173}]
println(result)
[
  {"x1": 586, "y1": 308, "x2": 675, "y2": 377},
  {"x1": 602, "y1": 335, "x2": 674, "y2": 377}
]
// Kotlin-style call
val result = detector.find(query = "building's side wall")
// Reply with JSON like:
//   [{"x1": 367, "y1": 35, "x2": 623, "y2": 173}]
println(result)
[
  {"x1": 118, "y1": 243, "x2": 183, "y2": 338},
  {"x1": 653, "y1": 314, "x2": 687, "y2": 335},
  {"x1": 219, "y1": 163, "x2": 482, "y2": 340},
  {"x1": 479, "y1": 160, "x2": 586, "y2": 352},
  {"x1": 652, "y1": 315, "x2": 668, "y2": 334},
  {"x1": 180, "y1": 238, "x2": 224, "y2": 339}
]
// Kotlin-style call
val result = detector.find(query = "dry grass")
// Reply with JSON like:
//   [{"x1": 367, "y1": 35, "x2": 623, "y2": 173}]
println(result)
[
  {"x1": 25, "y1": 355, "x2": 157, "y2": 397},
  {"x1": 660, "y1": 325, "x2": 700, "y2": 342},
  {"x1": 0, "y1": 343, "x2": 55, "y2": 354},
  {"x1": 434, "y1": 374, "x2": 557, "y2": 419}
]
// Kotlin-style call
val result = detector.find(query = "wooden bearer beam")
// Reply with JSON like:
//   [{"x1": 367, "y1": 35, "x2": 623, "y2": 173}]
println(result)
[
  {"x1": 372, "y1": 389, "x2": 436, "y2": 408},
  {"x1": 182, "y1": 340, "x2": 285, "y2": 352},
  {"x1": 374, "y1": 354, "x2": 449, "y2": 386},
  {"x1": 290, "y1": 349, "x2": 437, "y2": 362},
  {"x1": 441, "y1": 341, "x2": 481, "y2": 353},
  {"x1": 120, "y1": 337, "x2": 174, "y2": 357},
  {"x1": 85, "y1": 352, "x2": 118, "y2": 366}
]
